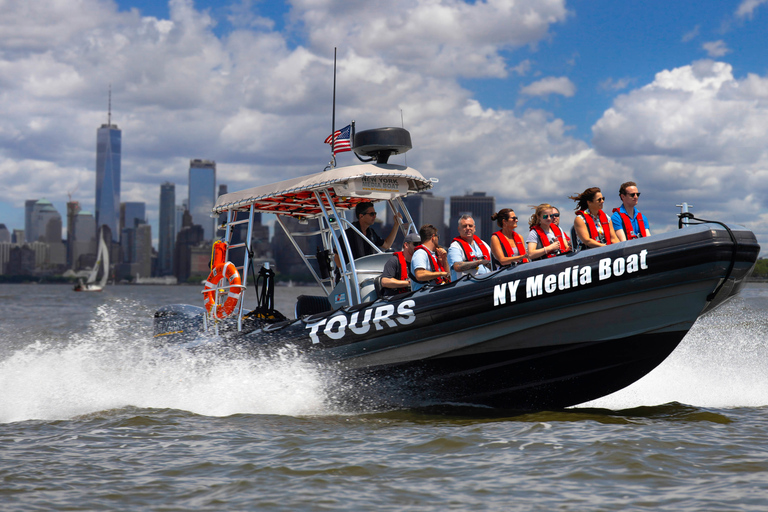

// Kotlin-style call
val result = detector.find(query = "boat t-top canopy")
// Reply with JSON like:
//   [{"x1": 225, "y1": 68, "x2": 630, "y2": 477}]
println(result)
[{"x1": 213, "y1": 163, "x2": 434, "y2": 218}]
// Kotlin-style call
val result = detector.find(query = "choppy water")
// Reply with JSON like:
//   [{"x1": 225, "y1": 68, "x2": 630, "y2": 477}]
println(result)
[{"x1": 1, "y1": 283, "x2": 767, "y2": 511}]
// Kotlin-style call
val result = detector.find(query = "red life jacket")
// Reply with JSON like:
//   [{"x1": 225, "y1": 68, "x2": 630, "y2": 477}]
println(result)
[
  {"x1": 576, "y1": 210, "x2": 612, "y2": 245},
  {"x1": 531, "y1": 224, "x2": 571, "y2": 258},
  {"x1": 413, "y1": 246, "x2": 448, "y2": 285},
  {"x1": 612, "y1": 208, "x2": 649, "y2": 240},
  {"x1": 491, "y1": 231, "x2": 529, "y2": 264},
  {"x1": 391, "y1": 251, "x2": 410, "y2": 294},
  {"x1": 452, "y1": 235, "x2": 491, "y2": 262}
]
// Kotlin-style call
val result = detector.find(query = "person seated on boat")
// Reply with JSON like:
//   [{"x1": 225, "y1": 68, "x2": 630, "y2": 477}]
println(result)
[
  {"x1": 611, "y1": 181, "x2": 651, "y2": 242},
  {"x1": 447, "y1": 214, "x2": 492, "y2": 281},
  {"x1": 410, "y1": 224, "x2": 450, "y2": 291},
  {"x1": 379, "y1": 232, "x2": 421, "y2": 296},
  {"x1": 337, "y1": 201, "x2": 400, "y2": 265},
  {"x1": 551, "y1": 206, "x2": 572, "y2": 252},
  {"x1": 490, "y1": 208, "x2": 528, "y2": 267},
  {"x1": 526, "y1": 204, "x2": 571, "y2": 260},
  {"x1": 570, "y1": 187, "x2": 620, "y2": 248}
]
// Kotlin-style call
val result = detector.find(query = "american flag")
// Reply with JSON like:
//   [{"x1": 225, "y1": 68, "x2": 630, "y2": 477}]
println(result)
[{"x1": 324, "y1": 124, "x2": 352, "y2": 155}]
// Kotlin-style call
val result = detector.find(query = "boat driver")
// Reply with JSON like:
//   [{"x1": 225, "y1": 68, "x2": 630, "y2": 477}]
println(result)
[
  {"x1": 447, "y1": 214, "x2": 492, "y2": 281},
  {"x1": 410, "y1": 224, "x2": 450, "y2": 291},
  {"x1": 337, "y1": 201, "x2": 400, "y2": 265},
  {"x1": 611, "y1": 181, "x2": 651, "y2": 241},
  {"x1": 379, "y1": 232, "x2": 421, "y2": 296}
]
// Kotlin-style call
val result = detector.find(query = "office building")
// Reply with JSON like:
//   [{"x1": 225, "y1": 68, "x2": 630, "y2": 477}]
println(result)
[
  {"x1": 72, "y1": 210, "x2": 97, "y2": 270},
  {"x1": 24, "y1": 199, "x2": 37, "y2": 243},
  {"x1": 449, "y1": 192, "x2": 496, "y2": 241},
  {"x1": 188, "y1": 159, "x2": 216, "y2": 241},
  {"x1": 0, "y1": 224, "x2": 10, "y2": 244},
  {"x1": 95, "y1": 103, "x2": 121, "y2": 242},
  {"x1": 120, "y1": 202, "x2": 145, "y2": 232},
  {"x1": 158, "y1": 182, "x2": 176, "y2": 275},
  {"x1": 66, "y1": 201, "x2": 81, "y2": 268},
  {"x1": 402, "y1": 192, "x2": 445, "y2": 232}
]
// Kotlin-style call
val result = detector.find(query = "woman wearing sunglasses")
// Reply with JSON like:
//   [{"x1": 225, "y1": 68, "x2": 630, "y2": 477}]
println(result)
[
  {"x1": 570, "y1": 187, "x2": 619, "y2": 248},
  {"x1": 526, "y1": 204, "x2": 571, "y2": 260},
  {"x1": 490, "y1": 208, "x2": 528, "y2": 267}
]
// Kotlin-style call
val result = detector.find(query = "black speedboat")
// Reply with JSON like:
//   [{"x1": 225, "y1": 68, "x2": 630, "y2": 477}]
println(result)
[{"x1": 154, "y1": 128, "x2": 760, "y2": 410}]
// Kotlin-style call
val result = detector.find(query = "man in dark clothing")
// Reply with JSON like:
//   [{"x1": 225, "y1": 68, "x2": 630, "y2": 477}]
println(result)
[
  {"x1": 337, "y1": 201, "x2": 400, "y2": 264},
  {"x1": 379, "y1": 232, "x2": 421, "y2": 296}
]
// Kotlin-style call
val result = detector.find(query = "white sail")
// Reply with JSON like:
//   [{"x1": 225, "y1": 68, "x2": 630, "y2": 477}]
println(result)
[{"x1": 97, "y1": 231, "x2": 109, "y2": 288}]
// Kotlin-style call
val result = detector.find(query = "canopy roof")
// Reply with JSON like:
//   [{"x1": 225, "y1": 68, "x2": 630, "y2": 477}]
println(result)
[{"x1": 213, "y1": 163, "x2": 434, "y2": 218}]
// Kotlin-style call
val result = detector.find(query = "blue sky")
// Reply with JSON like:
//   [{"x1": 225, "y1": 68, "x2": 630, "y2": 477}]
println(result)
[{"x1": 1, "y1": 0, "x2": 767, "y2": 254}]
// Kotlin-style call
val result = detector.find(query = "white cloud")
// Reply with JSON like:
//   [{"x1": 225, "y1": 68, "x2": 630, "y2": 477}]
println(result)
[
  {"x1": 702, "y1": 40, "x2": 731, "y2": 58},
  {"x1": 520, "y1": 76, "x2": 576, "y2": 97},
  {"x1": 592, "y1": 59, "x2": 768, "y2": 247},
  {"x1": 599, "y1": 77, "x2": 634, "y2": 92},
  {"x1": 682, "y1": 25, "x2": 700, "y2": 43},
  {"x1": 736, "y1": 0, "x2": 768, "y2": 19}
]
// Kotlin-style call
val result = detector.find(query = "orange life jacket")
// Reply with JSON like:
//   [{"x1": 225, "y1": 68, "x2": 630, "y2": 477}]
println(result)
[
  {"x1": 531, "y1": 224, "x2": 571, "y2": 258},
  {"x1": 413, "y1": 246, "x2": 448, "y2": 285},
  {"x1": 612, "y1": 208, "x2": 649, "y2": 240},
  {"x1": 451, "y1": 235, "x2": 491, "y2": 262}
]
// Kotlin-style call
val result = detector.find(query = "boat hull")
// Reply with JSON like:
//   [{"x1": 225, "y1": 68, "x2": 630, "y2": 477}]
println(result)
[{"x1": 154, "y1": 223, "x2": 759, "y2": 410}]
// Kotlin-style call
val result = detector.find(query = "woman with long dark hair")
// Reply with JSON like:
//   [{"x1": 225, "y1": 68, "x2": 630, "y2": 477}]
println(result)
[{"x1": 570, "y1": 187, "x2": 619, "y2": 248}]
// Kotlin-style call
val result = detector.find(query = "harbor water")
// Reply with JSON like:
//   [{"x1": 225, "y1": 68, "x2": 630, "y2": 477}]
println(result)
[{"x1": 1, "y1": 283, "x2": 767, "y2": 511}]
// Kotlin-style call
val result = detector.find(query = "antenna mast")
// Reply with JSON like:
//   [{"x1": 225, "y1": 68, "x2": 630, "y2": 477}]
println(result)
[{"x1": 108, "y1": 84, "x2": 112, "y2": 126}]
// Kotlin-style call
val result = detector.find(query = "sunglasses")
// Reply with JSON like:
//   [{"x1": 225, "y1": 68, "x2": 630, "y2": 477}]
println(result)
[
  {"x1": 626, "y1": 192, "x2": 641, "y2": 198},
  {"x1": 542, "y1": 213, "x2": 560, "y2": 219},
  {"x1": 593, "y1": 197, "x2": 605, "y2": 202},
  {"x1": 507, "y1": 216, "x2": 519, "y2": 221},
  {"x1": 363, "y1": 211, "x2": 377, "y2": 216}
]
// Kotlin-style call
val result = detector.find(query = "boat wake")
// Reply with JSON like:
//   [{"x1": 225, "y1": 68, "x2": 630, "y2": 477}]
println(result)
[
  {"x1": 0, "y1": 302, "x2": 333, "y2": 424},
  {"x1": 580, "y1": 295, "x2": 768, "y2": 410}
]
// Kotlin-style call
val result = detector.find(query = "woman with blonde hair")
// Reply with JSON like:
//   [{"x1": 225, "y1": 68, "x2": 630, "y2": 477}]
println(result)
[
  {"x1": 526, "y1": 204, "x2": 570, "y2": 260},
  {"x1": 490, "y1": 208, "x2": 528, "y2": 267},
  {"x1": 570, "y1": 187, "x2": 619, "y2": 248}
]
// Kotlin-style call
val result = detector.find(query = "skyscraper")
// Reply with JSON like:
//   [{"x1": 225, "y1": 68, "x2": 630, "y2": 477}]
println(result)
[
  {"x1": 159, "y1": 182, "x2": 176, "y2": 276},
  {"x1": 402, "y1": 192, "x2": 445, "y2": 232},
  {"x1": 188, "y1": 159, "x2": 216, "y2": 240},
  {"x1": 66, "y1": 200, "x2": 81, "y2": 268},
  {"x1": 95, "y1": 95, "x2": 121, "y2": 242},
  {"x1": 120, "y1": 202, "x2": 145, "y2": 232},
  {"x1": 449, "y1": 192, "x2": 496, "y2": 241},
  {"x1": 24, "y1": 199, "x2": 37, "y2": 243}
]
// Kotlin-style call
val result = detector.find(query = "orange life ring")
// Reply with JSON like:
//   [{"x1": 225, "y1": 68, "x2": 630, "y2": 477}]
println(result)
[{"x1": 203, "y1": 261, "x2": 243, "y2": 319}]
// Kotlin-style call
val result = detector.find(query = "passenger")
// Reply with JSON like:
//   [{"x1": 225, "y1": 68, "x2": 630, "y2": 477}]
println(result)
[
  {"x1": 526, "y1": 204, "x2": 571, "y2": 260},
  {"x1": 551, "y1": 206, "x2": 572, "y2": 252},
  {"x1": 337, "y1": 202, "x2": 400, "y2": 264},
  {"x1": 410, "y1": 224, "x2": 450, "y2": 291},
  {"x1": 570, "y1": 187, "x2": 619, "y2": 248},
  {"x1": 447, "y1": 214, "x2": 492, "y2": 282},
  {"x1": 490, "y1": 208, "x2": 528, "y2": 267},
  {"x1": 379, "y1": 232, "x2": 421, "y2": 296},
  {"x1": 611, "y1": 181, "x2": 651, "y2": 241}
]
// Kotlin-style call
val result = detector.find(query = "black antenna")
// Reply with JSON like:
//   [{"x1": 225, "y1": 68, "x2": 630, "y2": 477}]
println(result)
[
  {"x1": 330, "y1": 48, "x2": 337, "y2": 167},
  {"x1": 108, "y1": 84, "x2": 112, "y2": 126}
]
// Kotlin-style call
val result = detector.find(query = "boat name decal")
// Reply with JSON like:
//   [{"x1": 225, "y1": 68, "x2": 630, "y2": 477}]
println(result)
[
  {"x1": 306, "y1": 300, "x2": 416, "y2": 344},
  {"x1": 493, "y1": 250, "x2": 648, "y2": 306}
]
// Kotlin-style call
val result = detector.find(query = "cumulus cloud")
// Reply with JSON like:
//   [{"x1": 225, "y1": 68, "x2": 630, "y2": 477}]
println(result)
[
  {"x1": 599, "y1": 77, "x2": 634, "y2": 92},
  {"x1": 702, "y1": 40, "x2": 731, "y2": 58},
  {"x1": 592, "y1": 59, "x2": 768, "y2": 244},
  {"x1": 520, "y1": 76, "x2": 576, "y2": 97},
  {"x1": 736, "y1": 0, "x2": 768, "y2": 19}
]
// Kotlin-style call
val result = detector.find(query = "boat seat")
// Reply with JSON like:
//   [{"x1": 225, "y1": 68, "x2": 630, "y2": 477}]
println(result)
[
  {"x1": 295, "y1": 295, "x2": 332, "y2": 318},
  {"x1": 570, "y1": 225, "x2": 583, "y2": 254}
]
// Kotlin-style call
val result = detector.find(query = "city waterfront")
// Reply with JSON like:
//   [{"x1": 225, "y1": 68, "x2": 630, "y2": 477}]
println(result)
[{"x1": 1, "y1": 283, "x2": 767, "y2": 510}]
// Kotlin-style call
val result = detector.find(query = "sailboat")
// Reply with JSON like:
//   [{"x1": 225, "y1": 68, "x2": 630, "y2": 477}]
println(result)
[{"x1": 74, "y1": 228, "x2": 110, "y2": 292}]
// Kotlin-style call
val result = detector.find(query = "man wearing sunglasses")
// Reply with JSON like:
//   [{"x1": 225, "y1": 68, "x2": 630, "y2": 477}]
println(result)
[
  {"x1": 338, "y1": 201, "x2": 400, "y2": 264},
  {"x1": 611, "y1": 181, "x2": 651, "y2": 242}
]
